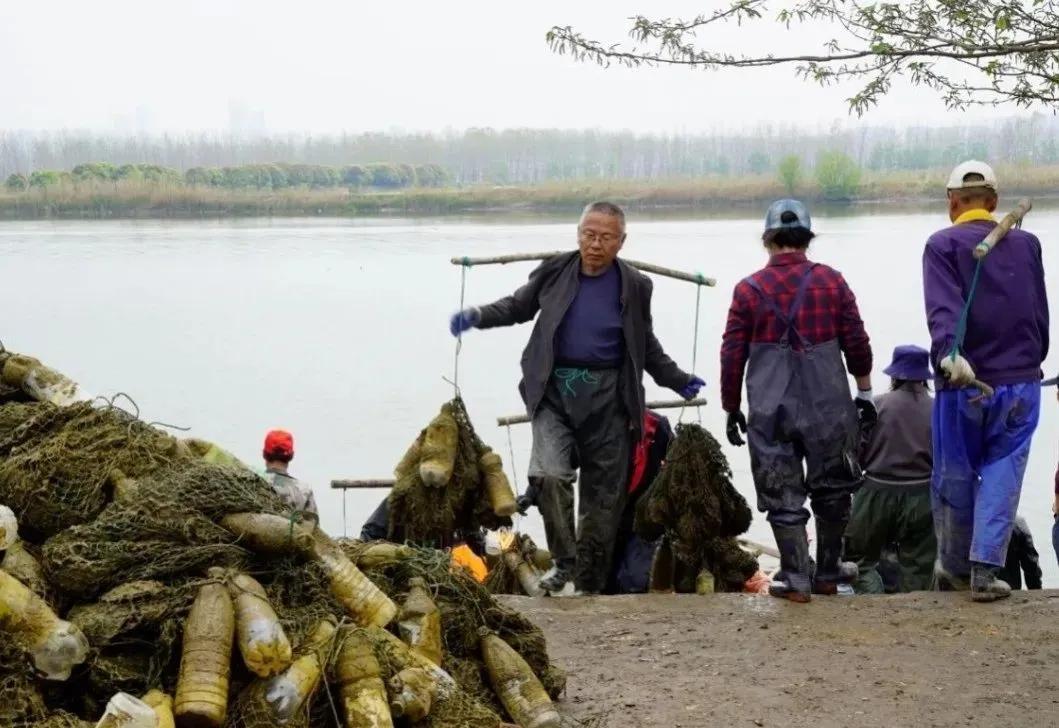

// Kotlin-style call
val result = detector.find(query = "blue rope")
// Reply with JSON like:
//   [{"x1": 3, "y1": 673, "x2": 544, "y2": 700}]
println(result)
[
  {"x1": 553, "y1": 367, "x2": 600, "y2": 397},
  {"x1": 951, "y1": 257, "x2": 984, "y2": 360}
]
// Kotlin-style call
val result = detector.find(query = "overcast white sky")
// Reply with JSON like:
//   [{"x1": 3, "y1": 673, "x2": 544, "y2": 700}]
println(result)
[{"x1": 0, "y1": 0, "x2": 1021, "y2": 134}]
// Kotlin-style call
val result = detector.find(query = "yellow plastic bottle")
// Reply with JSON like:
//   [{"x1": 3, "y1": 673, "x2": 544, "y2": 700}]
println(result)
[
  {"x1": 141, "y1": 690, "x2": 176, "y2": 728},
  {"x1": 1, "y1": 354, "x2": 85, "y2": 406},
  {"x1": 478, "y1": 450, "x2": 518, "y2": 517},
  {"x1": 220, "y1": 512, "x2": 317, "y2": 557},
  {"x1": 367, "y1": 627, "x2": 457, "y2": 699},
  {"x1": 313, "y1": 535, "x2": 397, "y2": 628},
  {"x1": 501, "y1": 549, "x2": 543, "y2": 597},
  {"x1": 388, "y1": 667, "x2": 435, "y2": 722},
  {"x1": 0, "y1": 568, "x2": 89, "y2": 680},
  {"x1": 2, "y1": 539, "x2": 47, "y2": 598},
  {"x1": 695, "y1": 568, "x2": 716, "y2": 595},
  {"x1": 264, "y1": 619, "x2": 335, "y2": 723},
  {"x1": 393, "y1": 435, "x2": 423, "y2": 478},
  {"x1": 480, "y1": 630, "x2": 561, "y2": 728},
  {"x1": 173, "y1": 580, "x2": 235, "y2": 728},
  {"x1": 353, "y1": 542, "x2": 416, "y2": 569},
  {"x1": 228, "y1": 572, "x2": 293, "y2": 678},
  {"x1": 417, "y1": 404, "x2": 459, "y2": 487},
  {"x1": 334, "y1": 628, "x2": 393, "y2": 728},
  {"x1": 397, "y1": 576, "x2": 443, "y2": 666}
]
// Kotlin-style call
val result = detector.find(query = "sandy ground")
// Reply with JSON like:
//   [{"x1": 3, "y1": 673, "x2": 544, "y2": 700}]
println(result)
[{"x1": 501, "y1": 591, "x2": 1059, "y2": 728}]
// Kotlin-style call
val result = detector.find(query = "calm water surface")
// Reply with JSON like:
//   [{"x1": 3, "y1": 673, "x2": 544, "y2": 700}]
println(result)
[{"x1": 1, "y1": 212, "x2": 1056, "y2": 584}]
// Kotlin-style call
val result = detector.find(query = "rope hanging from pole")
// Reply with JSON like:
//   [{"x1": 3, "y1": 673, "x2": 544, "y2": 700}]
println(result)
[
  {"x1": 505, "y1": 422, "x2": 522, "y2": 528},
  {"x1": 452, "y1": 258, "x2": 471, "y2": 396},
  {"x1": 680, "y1": 277, "x2": 706, "y2": 424}
]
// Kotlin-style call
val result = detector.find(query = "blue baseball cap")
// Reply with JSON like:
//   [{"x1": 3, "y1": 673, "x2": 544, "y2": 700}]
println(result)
[{"x1": 765, "y1": 199, "x2": 812, "y2": 232}]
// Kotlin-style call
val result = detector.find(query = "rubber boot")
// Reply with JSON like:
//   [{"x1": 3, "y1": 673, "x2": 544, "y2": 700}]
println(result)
[
  {"x1": 813, "y1": 519, "x2": 858, "y2": 595},
  {"x1": 768, "y1": 525, "x2": 812, "y2": 603},
  {"x1": 539, "y1": 559, "x2": 574, "y2": 595},
  {"x1": 970, "y1": 563, "x2": 1011, "y2": 603},
  {"x1": 933, "y1": 562, "x2": 970, "y2": 592}
]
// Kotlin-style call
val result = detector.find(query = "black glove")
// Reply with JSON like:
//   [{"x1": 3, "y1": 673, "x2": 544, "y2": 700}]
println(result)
[
  {"x1": 726, "y1": 410, "x2": 747, "y2": 447},
  {"x1": 855, "y1": 397, "x2": 878, "y2": 428},
  {"x1": 515, "y1": 493, "x2": 535, "y2": 515}
]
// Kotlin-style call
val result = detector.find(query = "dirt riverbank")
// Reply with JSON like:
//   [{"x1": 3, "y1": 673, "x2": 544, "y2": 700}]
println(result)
[{"x1": 502, "y1": 591, "x2": 1059, "y2": 728}]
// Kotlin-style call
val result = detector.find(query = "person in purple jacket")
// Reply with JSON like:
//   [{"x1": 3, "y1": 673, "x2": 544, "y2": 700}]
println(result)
[{"x1": 923, "y1": 160, "x2": 1049, "y2": 602}]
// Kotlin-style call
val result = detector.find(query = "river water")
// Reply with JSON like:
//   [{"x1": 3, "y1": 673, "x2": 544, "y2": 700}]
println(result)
[{"x1": 1, "y1": 211, "x2": 1056, "y2": 585}]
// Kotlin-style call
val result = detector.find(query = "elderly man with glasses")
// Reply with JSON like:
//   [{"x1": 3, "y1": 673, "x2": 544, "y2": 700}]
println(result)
[{"x1": 450, "y1": 201, "x2": 703, "y2": 594}]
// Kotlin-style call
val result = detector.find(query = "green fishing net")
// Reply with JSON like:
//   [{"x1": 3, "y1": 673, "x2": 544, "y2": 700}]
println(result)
[{"x1": 635, "y1": 423, "x2": 758, "y2": 591}]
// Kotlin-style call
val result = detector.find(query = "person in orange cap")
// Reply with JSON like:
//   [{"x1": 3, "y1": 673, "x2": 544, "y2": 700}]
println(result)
[{"x1": 262, "y1": 429, "x2": 318, "y2": 519}]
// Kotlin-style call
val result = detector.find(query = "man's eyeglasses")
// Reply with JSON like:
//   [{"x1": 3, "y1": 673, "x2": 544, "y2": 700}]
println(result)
[{"x1": 579, "y1": 230, "x2": 621, "y2": 245}]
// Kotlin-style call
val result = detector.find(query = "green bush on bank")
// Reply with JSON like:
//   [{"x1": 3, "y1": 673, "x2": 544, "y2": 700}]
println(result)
[{"x1": 815, "y1": 151, "x2": 862, "y2": 200}]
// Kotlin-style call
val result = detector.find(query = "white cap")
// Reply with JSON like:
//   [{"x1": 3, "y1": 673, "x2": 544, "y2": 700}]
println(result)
[{"x1": 946, "y1": 160, "x2": 998, "y2": 192}]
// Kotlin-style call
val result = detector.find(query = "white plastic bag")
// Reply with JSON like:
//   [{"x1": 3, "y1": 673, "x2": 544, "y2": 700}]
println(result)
[{"x1": 95, "y1": 692, "x2": 158, "y2": 728}]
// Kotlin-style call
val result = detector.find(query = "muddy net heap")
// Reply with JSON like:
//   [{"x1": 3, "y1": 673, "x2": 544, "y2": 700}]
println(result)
[
  {"x1": 0, "y1": 353, "x2": 566, "y2": 728},
  {"x1": 635, "y1": 422, "x2": 758, "y2": 592}
]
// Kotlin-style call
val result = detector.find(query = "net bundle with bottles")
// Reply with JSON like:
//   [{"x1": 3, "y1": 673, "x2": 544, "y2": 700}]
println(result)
[
  {"x1": 0, "y1": 351, "x2": 566, "y2": 728},
  {"x1": 634, "y1": 422, "x2": 759, "y2": 593},
  {"x1": 387, "y1": 398, "x2": 518, "y2": 546}
]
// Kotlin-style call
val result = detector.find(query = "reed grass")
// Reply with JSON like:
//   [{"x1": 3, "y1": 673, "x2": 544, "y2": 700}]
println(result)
[{"x1": 1, "y1": 164, "x2": 1055, "y2": 219}]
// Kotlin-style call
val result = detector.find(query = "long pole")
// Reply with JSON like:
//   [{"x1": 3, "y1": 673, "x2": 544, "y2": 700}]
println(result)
[
  {"x1": 451, "y1": 252, "x2": 716, "y2": 287},
  {"x1": 496, "y1": 397, "x2": 707, "y2": 426},
  {"x1": 331, "y1": 479, "x2": 396, "y2": 489},
  {"x1": 973, "y1": 198, "x2": 1032, "y2": 259}
]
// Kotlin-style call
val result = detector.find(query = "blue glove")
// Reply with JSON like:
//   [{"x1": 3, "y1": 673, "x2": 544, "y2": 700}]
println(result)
[
  {"x1": 449, "y1": 307, "x2": 480, "y2": 337},
  {"x1": 679, "y1": 376, "x2": 705, "y2": 400}
]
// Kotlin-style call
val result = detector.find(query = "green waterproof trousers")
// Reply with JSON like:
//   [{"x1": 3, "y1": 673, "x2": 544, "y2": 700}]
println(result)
[{"x1": 845, "y1": 478, "x2": 936, "y2": 593}]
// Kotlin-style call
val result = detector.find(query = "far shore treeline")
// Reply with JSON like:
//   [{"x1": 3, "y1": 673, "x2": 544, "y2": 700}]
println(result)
[
  {"x1": 3, "y1": 161, "x2": 449, "y2": 193},
  {"x1": 1, "y1": 118, "x2": 1058, "y2": 217}
]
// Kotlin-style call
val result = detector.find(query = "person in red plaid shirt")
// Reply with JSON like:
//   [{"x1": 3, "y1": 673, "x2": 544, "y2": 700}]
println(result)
[{"x1": 720, "y1": 199, "x2": 875, "y2": 602}]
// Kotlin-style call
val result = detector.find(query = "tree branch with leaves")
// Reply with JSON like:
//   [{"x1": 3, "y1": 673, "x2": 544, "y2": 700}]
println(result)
[{"x1": 547, "y1": 0, "x2": 1059, "y2": 115}]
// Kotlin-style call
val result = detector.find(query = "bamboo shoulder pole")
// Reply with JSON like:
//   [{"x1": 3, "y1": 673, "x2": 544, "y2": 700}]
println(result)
[
  {"x1": 737, "y1": 538, "x2": 780, "y2": 560},
  {"x1": 497, "y1": 397, "x2": 707, "y2": 426},
  {"x1": 451, "y1": 251, "x2": 716, "y2": 287},
  {"x1": 331, "y1": 479, "x2": 396, "y2": 490},
  {"x1": 974, "y1": 198, "x2": 1032, "y2": 259}
]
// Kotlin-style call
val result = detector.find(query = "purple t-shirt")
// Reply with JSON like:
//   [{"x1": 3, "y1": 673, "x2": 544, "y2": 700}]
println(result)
[{"x1": 555, "y1": 264, "x2": 625, "y2": 366}]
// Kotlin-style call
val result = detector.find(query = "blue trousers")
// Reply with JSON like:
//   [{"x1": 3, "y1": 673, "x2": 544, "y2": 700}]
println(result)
[
  {"x1": 932, "y1": 383, "x2": 1040, "y2": 573},
  {"x1": 1052, "y1": 516, "x2": 1059, "y2": 570}
]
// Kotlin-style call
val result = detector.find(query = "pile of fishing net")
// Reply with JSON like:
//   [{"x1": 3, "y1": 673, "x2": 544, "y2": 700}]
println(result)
[
  {"x1": 635, "y1": 422, "x2": 759, "y2": 592},
  {"x1": 0, "y1": 352, "x2": 567, "y2": 728},
  {"x1": 387, "y1": 398, "x2": 516, "y2": 546}
]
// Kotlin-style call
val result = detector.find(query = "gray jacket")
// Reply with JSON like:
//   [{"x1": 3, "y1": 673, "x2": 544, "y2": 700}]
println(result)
[
  {"x1": 477, "y1": 251, "x2": 692, "y2": 431},
  {"x1": 264, "y1": 469, "x2": 319, "y2": 519},
  {"x1": 861, "y1": 383, "x2": 934, "y2": 484}
]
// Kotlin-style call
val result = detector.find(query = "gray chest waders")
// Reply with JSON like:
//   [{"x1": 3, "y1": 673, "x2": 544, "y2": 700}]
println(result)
[{"x1": 743, "y1": 264, "x2": 862, "y2": 597}]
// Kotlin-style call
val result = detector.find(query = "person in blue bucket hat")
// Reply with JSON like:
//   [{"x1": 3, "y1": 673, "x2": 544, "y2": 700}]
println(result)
[{"x1": 845, "y1": 345, "x2": 937, "y2": 593}]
